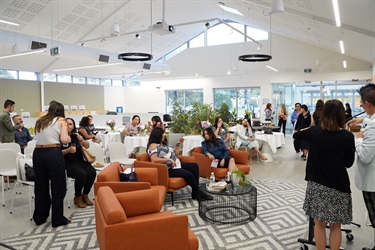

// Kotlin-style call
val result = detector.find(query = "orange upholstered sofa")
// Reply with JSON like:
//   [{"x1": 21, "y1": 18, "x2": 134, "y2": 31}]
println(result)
[
  {"x1": 95, "y1": 186, "x2": 199, "y2": 250},
  {"x1": 94, "y1": 161, "x2": 166, "y2": 209},
  {"x1": 135, "y1": 153, "x2": 196, "y2": 205},
  {"x1": 191, "y1": 147, "x2": 250, "y2": 179}
]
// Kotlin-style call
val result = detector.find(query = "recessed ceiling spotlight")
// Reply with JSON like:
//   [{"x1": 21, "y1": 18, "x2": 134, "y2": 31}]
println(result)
[
  {"x1": 205, "y1": 22, "x2": 210, "y2": 29},
  {"x1": 135, "y1": 34, "x2": 141, "y2": 39}
]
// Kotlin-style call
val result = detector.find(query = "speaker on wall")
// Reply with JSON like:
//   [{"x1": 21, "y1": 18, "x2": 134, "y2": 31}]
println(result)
[
  {"x1": 31, "y1": 41, "x2": 47, "y2": 50},
  {"x1": 99, "y1": 54, "x2": 110, "y2": 63},
  {"x1": 143, "y1": 63, "x2": 151, "y2": 70}
]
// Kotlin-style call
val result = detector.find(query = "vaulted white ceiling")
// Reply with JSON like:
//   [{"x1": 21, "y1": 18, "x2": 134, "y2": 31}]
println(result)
[{"x1": 0, "y1": 0, "x2": 374, "y2": 79}]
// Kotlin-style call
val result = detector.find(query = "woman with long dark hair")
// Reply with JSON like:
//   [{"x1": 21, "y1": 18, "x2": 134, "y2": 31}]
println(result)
[
  {"x1": 294, "y1": 99, "x2": 355, "y2": 250},
  {"x1": 147, "y1": 127, "x2": 212, "y2": 201},
  {"x1": 213, "y1": 116, "x2": 230, "y2": 149},
  {"x1": 201, "y1": 127, "x2": 237, "y2": 171},
  {"x1": 62, "y1": 118, "x2": 96, "y2": 208},
  {"x1": 33, "y1": 100, "x2": 71, "y2": 227},
  {"x1": 312, "y1": 99, "x2": 324, "y2": 126},
  {"x1": 264, "y1": 103, "x2": 273, "y2": 121},
  {"x1": 277, "y1": 104, "x2": 288, "y2": 135}
]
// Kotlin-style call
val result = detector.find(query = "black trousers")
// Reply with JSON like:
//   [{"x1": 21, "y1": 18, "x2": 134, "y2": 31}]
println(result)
[
  {"x1": 65, "y1": 160, "x2": 97, "y2": 196},
  {"x1": 32, "y1": 147, "x2": 67, "y2": 227},
  {"x1": 363, "y1": 191, "x2": 375, "y2": 228},
  {"x1": 278, "y1": 119, "x2": 287, "y2": 135},
  {"x1": 168, "y1": 162, "x2": 199, "y2": 198}
]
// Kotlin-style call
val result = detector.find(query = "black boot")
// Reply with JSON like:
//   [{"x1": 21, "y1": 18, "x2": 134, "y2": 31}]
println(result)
[
  {"x1": 362, "y1": 247, "x2": 375, "y2": 250},
  {"x1": 198, "y1": 191, "x2": 213, "y2": 201}
]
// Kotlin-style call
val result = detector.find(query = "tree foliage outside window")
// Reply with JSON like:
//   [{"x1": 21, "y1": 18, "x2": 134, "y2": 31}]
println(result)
[
  {"x1": 166, "y1": 89, "x2": 203, "y2": 114},
  {"x1": 214, "y1": 88, "x2": 261, "y2": 119}
]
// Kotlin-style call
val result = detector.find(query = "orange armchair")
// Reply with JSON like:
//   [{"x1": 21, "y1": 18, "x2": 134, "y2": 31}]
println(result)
[
  {"x1": 95, "y1": 186, "x2": 199, "y2": 250},
  {"x1": 135, "y1": 153, "x2": 196, "y2": 205},
  {"x1": 94, "y1": 161, "x2": 166, "y2": 209},
  {"x1": 192, "y1": 147, "x2": 250, "y2": 179}
]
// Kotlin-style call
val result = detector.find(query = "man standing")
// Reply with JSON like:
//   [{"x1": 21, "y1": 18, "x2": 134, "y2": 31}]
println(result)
[
  {"x1": 0, "y1": 99, "x2": 20, "y2": 143},
  {"x1": 12, "y1": 115, "x2": 33, "y2": 154},
  {"x1": 348, "y1": 83, "x2": 375, "y2": 250}
]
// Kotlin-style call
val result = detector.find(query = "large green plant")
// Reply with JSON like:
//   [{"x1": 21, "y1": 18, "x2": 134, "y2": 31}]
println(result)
[
  {"x1": 188, "y1": 102, "x2": 218, "y2": 134},
  {"x1": 169, "y1": 102, "x2": 191, "y2": 134}
]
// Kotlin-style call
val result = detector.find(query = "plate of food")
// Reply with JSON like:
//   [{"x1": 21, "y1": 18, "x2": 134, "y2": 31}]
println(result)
[{"x1": 93, "y1": 162, "x2": 104, "y2": 168}]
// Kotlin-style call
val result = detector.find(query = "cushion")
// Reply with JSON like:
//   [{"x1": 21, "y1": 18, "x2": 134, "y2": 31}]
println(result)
[{"x1": 97, "y1": 186, "x2": 127, "y2": 224}]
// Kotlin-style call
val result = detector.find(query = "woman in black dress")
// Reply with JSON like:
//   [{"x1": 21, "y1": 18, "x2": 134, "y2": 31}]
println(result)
[
  {"x1": 293, "y1": 100, "x2": 355, "y2": 250},
  {"x1": 294, "y1": 104, "x2": 311, "y2": 160},
  {"x1": 62, "y1": 118, "x2": 96, "y2": 208}
]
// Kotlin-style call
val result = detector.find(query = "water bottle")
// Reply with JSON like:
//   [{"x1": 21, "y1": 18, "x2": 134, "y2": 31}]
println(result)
[{"x1": 210, "y1": 172, "x2": 215, "y2": 186}]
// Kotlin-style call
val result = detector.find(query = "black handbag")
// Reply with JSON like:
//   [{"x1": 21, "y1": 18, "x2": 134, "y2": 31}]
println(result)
[
  {"x1": 25, "y1": 163, "x2": 35, "y2": 181},
  {"x1": 119, "y1": 163, "x2": 138, "y2": 182}
]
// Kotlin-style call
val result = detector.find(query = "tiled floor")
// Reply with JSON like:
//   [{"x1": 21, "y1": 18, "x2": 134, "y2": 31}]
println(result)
[{"x1": 0, "y1": 134, "x2": 373, "y2": 249}]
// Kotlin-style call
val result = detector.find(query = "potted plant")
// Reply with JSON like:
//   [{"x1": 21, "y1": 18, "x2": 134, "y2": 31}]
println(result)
[{"x1": 230, "y1": 169, "x2": 251, "y2": 186}]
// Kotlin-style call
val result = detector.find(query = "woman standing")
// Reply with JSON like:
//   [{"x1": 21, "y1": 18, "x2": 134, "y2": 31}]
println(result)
[
  {"x1": 294, "y1": 104, "x2": 311, "y2": 160},
  {"x1": 33, "y1": 100, "x2": 71, "y2": 227},
  {"x1": 264, "y1": 103, "x2": 273, "y2": 121},
  {"x1": 293, "y1": 99, "x2": 355, "y2": 250},
  {"x1": 62, "y1": 118, "x2": 96, "y2": 208},
  {"x1": 277, "y1": 104, "x2": 288, "y2": 135},
  {"x1": 147, "y1": 127, "x2": 212, "y2": 201},
  {"x1": 345, "y1": 103, "x2": 352, "y2": 121},
  {"x1": 202, "y1": 127, "x2": 237, "y2": 171},
  {"x1": 311, "y1": 99, "x2": 324, "y2": 126},
  {"x1": 213, "y1": 116, "x2": 231, "y2": 149}
]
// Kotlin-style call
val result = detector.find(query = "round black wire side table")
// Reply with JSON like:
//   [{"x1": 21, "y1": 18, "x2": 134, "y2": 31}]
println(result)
[{"x1": 198, "y1": 184, "x2": 257, "y2": 224}]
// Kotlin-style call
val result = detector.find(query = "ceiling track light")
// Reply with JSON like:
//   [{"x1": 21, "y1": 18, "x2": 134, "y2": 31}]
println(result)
[
  {"x1": 332, "y1": 0, "x2": 341, "y2": 27},
  {"x1": 0, "y1": 18, "x2": 20, "y2": 26},
  {"x1": 217, "y1": 2, "x2": 244, "y2": 16},
  {"x1": 339, "y1": 40, "x2": 345, "y2": 54},
  {"x1": 271, "y1": 0, "x2": 284, "y2": 14},
  {"x1": 135, "y1": 34, "x2": 141, "y2": 39},
  {"x1": 53, "y1": 62, "x2": 122, "y2": 72},
  {"x1": 266, "y1": 65, "x2": 278, "y2": 72},
  {"x1": 0, "y1": 49, "x2": 46, "y2": 59}
]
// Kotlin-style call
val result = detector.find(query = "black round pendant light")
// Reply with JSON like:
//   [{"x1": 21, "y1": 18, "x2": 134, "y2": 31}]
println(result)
[
  {"x1": 238, "y1": 54, "x2": 272, "y2": 62},
  {"x1": 118, "y1": 52, "x2": 153, "y2": 61}
]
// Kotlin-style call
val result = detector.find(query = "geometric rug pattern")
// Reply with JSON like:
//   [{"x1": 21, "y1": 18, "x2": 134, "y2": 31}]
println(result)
[{"x1": 1, "y1": 180, "x2": 307, "y2": 250}]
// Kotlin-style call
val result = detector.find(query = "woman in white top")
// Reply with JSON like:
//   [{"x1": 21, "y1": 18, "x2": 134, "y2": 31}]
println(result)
[
  {"x1": 33, "y1": 100, "x2": 71, "y2": 228},
  {"x1": 277, "y1": 104, "x2": 288, "y2": 136},
  {"x1": 122, "y1": 115, "x2": 141, "y2": 158},
  {"x1": 236, "y1": 118, "x2": 267, "y2": 164}
]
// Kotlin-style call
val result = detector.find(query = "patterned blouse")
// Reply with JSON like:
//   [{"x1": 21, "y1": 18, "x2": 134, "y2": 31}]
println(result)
[
  {"x1": 147, "y1": 144, "x2": 181, "y2": 168},
  {"x1": 124, "y1": 123, "x2": 139, "y2": 135},
  {"x1": 213, "y1": 126, "x2": 230, "y2": 148}
]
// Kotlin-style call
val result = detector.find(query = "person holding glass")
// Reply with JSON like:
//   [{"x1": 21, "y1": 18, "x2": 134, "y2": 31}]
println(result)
[
  {"x1": 213, "y1": 116, "x2": 231, "y2": 149},
  {"x1": 277, "y1": 104, "x2": 288, "y2": 135},
  {"x1": 33, "y1": 100, "x2": 71, "y2": 227},
  {"x1": 62, "y1": 118, "x2": 96, "y2": 208}
]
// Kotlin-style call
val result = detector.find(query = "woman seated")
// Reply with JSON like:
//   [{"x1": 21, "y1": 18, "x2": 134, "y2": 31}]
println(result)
[
  {"x1": 235, "y1": 118, "x2": 267, "y2": 164},
  {"x1": 62, "y1": 118, "x2": 97, "y2": 208},
  {"x1": 150, "y1": 115, "x2": 165, "y2": 131},
  {"x1": 213, "y1": 116, "x2": 231, "y2": 149},
  {"x1": 147, "y1": 127, "x2": 212, "y2": 201},
  {"x1": 122, "y1": 115, "x2": 141, "y2": 158},
  {"x1": 201, "y1": 127, "x2": 237, "y2": 171},
  {"x1": 78, "y1": 116, "x2": 99, "y2": 142}
]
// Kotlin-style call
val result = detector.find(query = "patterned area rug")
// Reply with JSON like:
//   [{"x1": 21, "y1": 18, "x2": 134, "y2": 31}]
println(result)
[{"x1": 1, "y1": 180, "x2": 308, "y2": 250}]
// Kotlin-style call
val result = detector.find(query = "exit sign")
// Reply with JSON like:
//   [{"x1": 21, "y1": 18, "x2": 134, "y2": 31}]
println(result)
[{"x1": 50, "y1": 46, "x2": 60, "y2": 56}]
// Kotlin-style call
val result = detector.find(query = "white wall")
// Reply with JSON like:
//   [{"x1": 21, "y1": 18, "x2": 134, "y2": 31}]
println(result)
[{"x1": 116, "y1": 34, "x2": 372, "y2": 115}]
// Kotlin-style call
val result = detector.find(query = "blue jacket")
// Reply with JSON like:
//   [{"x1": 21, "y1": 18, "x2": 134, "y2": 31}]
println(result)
[{"x1": 201, "y1": 138, "x2": 228, "y2": 159}]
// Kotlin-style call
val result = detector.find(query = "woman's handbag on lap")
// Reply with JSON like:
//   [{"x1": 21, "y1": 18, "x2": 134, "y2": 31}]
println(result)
[{"x1": 81, "y1": 146, "x2": 96, "y2": 164}]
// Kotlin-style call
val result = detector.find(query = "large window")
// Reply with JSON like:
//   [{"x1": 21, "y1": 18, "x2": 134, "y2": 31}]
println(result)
[
  {"x1": 0, "y1": 69, "x2": 17, "y2": 79},
  {"x1": 272, "y1": 80, "x2": 366, "y2": 133},
  {"x1": 214, "y1": 87, "x2": 261, "y2": 119},
  {"x1": 207, "y1": 22, "x2": 245, "y2": 46},
  {"x1": 166, "y1": 89, "x2": 203, "y2": 114}
]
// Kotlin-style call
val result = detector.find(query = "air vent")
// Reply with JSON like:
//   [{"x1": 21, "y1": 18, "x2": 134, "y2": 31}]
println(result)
[
  {"x1": 99, "y1": 54, "x2": 109, "y2": 63},
  {"x1": 31, "y1": 41, "x2": 47, "y2": 50}
]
